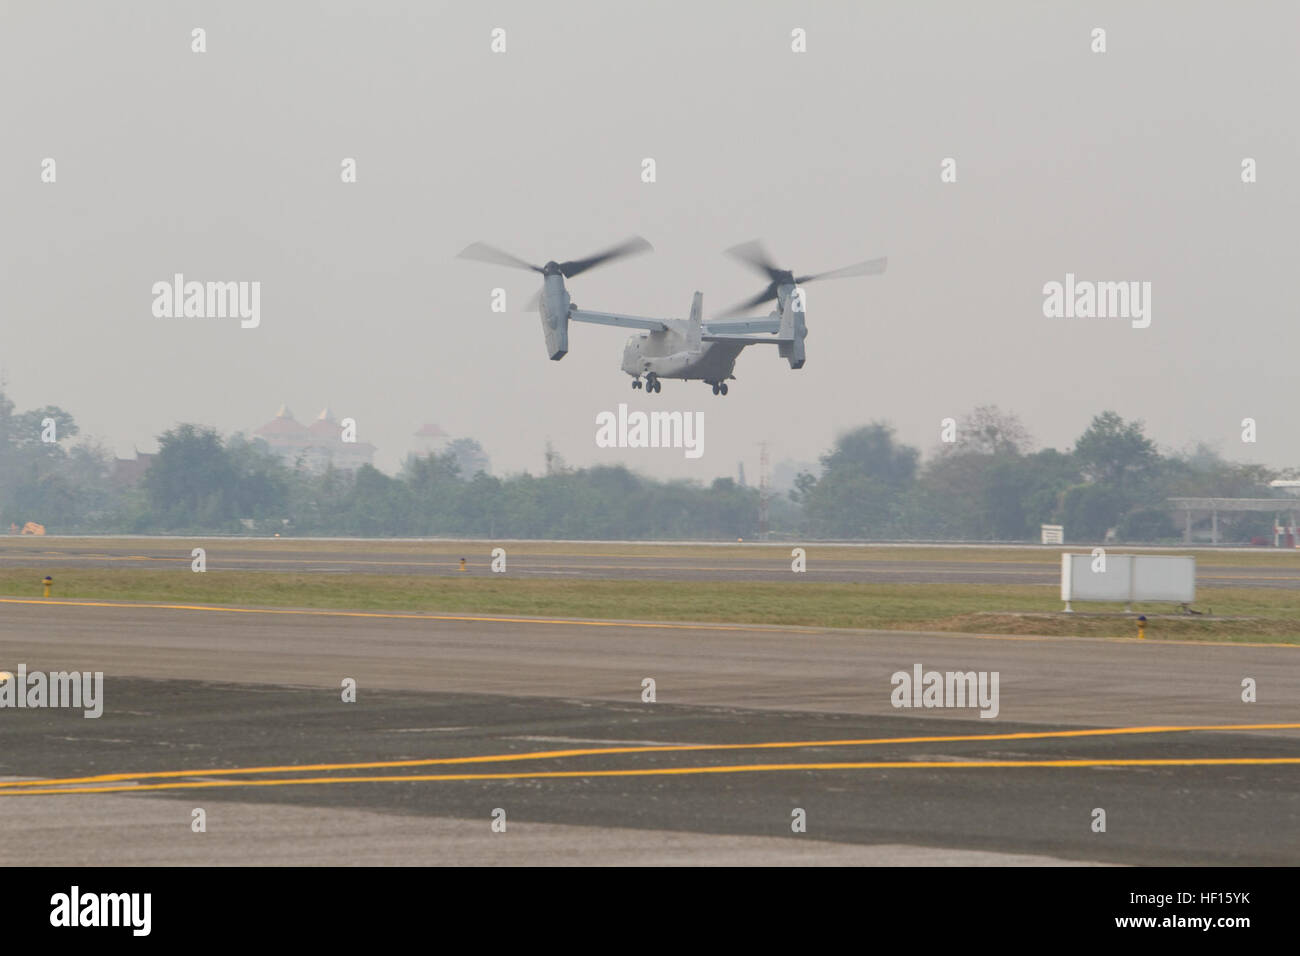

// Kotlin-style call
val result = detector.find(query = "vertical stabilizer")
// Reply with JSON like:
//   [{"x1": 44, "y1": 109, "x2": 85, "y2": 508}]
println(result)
[
  {"x1": 776, "y1": 284, "x2": 807, "y2": 369},
  {"x1": 687, "y1": 291, "x2": 703, "y2": 350}
]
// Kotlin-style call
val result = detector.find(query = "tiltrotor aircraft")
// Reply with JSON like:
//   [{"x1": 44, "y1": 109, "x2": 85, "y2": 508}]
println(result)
[{"x1": 457, "y1": 237, "x2": 886, "y2": 395}]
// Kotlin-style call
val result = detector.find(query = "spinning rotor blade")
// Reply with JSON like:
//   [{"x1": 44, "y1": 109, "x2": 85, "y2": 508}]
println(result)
[
  {"x1": 719, "y1": 240, "x2": 887, "y2": 317},
  {"x1": 558, "y1": 236, "x2": 653, "y2": 278},
  {"x1": 795, "y1": 256, "x2": 888, "y2": 284},
  {"x1": 457, "y1": 242, "x2": 543, "y2": 273},
  {"x1": 724, "y1": 240, "x2": 783, "y2": 282},
  {"x1": 715, "y1": 282, "x2": 779, "y2": 319}
]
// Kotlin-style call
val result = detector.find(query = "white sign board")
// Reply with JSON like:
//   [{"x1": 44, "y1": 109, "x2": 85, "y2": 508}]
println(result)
[
  {"x1": 1041, "y1": 524, "x2": 1064, "y2": 544},
  {"x1": 1131, "y1": 555, "x2": 1198, "y2": 602},
  {"x1": 1061, "y1": 553, "x2": 1195, "y2": 609}
]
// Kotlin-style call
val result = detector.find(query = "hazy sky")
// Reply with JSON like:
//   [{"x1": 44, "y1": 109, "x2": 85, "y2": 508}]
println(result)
[{"x1": 3, "y1": 1, "x2": 1297, "y2": 482}]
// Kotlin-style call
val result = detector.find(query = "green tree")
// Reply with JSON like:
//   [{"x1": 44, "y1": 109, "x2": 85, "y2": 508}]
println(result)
[
  {"x1": 226, "y1": 434, "x2": 291, "y2": 521},
  {"x1": 446, "y1": 438, "x2": 490, "y2": 478},
  {"x1": 796, "y1": 424, "x2": 919, "y2": 538},
  {"x1": 1118, "y1": 507, "x2": 1179, "y2": 542},
  {"x1": 0, "y1": 391, "x2": 94, "y2": 530},
  {"x1": 342, "y1": 465, "x2": 413, "y2": 535},
  {"x1": 403, "y1": 451, "x2": 466, "y2": 533},
  {"x1": 143, "y1": 425, "x2": 239, "y2": 529},
  {"x1": 1073, "y1": 411, "x2": 1159, "y2": 491},
  {"x1": 1061, "y1": 483, "x2": 1129, "y2": 541}
]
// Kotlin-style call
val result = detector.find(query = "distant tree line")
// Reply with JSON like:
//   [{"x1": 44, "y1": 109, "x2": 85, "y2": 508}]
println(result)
[
  {"x1": 0, "y1": 390, "x2": 1289, "y2": 542},
  {"x1": 791, "y1": 407, "x2": 1283, "y2": 542}
]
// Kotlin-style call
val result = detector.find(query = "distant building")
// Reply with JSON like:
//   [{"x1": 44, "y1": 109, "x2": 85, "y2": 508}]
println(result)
[
  {"x1": 411, "y1": 423, "x2": 489, "y2": 477},
  {"x1": 254, "y1": 405, "x2": 375, "y2": 474},
  {"x1": 449, "y1": 439, "x2": 490, "y2": 478},
  {"x1": 412, "y1": 423, "x2": 451, "y2": 457},
  {"x1": 112, "y1": 452, "x2": 156, "y2": 488},
  {"x1": 255, "y1": 404, "x2": 308, "y2": 456}
]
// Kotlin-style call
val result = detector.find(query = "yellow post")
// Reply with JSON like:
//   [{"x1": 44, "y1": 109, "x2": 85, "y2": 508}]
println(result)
[
  {"x1": 42, "y1": 575, "x2": 52, "y2": 598},
  {"x1": 1137, "y1": 615, "x2": 1146, "y2": 640},
  {"x1": 459, "y1": 558, "x2": 467, "y2": 572}
]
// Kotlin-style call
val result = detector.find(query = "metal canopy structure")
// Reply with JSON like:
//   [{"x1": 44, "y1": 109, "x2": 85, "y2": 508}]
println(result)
[{"x1": 1167, "y1": 497, "x2": 1300, "y2": 545}]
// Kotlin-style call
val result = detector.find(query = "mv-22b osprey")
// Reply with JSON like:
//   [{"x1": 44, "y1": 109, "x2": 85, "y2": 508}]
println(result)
[{"x1": 457, "y1": 237, "x2": 886, "y2": 395}]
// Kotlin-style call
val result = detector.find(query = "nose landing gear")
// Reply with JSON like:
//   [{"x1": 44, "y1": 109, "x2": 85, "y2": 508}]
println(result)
[{"x1": 708, "y1": 381, "x2": 729, "y2": 396}]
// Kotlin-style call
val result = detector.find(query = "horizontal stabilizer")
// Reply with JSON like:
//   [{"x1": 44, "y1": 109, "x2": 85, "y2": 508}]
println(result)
[
  {"x1": 702, "y1": 333, "x2": 792, "y2": 344},
  {"x1": 703, "y1": 317, "x2": 781, "y2": 335}
]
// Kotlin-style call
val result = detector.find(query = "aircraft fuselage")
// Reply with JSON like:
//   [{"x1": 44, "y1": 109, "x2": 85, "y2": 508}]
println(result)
[{"x1": 621, "y1": 326, "x2": 745, "y2": 382}]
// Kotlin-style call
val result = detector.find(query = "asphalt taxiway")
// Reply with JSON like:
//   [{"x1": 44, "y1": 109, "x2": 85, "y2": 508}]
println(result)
[{"x1": 1, "y1": 598, "x2": 1297, "y2": 865}]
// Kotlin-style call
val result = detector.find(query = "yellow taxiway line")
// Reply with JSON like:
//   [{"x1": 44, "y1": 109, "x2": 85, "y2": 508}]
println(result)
[
  {"x1": 4, "y1": 756, "x2": 1300, "y2": 797},
  {"x1": 1, "y1": 722, "x2": 1296, "y2": 792},
  {"x1": 0, "y1": 597, "x2": 759, "y2": 632}
]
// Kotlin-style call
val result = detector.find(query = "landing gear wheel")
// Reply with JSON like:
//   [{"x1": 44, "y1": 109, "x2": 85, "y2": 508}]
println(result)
[
  {"x1": 711, "y1": 383, "x2": 720, "y2": 395},
  {"x1": 720, "y1": 383, "x2": 728, "y2": 396},
  {"x1": 646, "y1": 373, "x2": 660, "y2": 393},
  {"x1": 632, "y1": 378, "x2": 642, "y2": 389}
]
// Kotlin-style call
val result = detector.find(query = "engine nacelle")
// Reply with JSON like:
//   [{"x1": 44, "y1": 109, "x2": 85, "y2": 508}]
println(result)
[
  {"x1": 542, "y1": 310, "x2": 569, "y2": 360},
  {"x1": 539, "y1": 274, "x2": 571, "y2": 360},
  {"x1": 777, "y1": 294, "x2": 807, "y2": 369}
]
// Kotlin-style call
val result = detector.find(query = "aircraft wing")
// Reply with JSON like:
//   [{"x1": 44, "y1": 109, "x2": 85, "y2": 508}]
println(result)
[
  {"x1": 701, "y1": 333, "x2": 791, "y2": 344},
  {"x1": 569, "y1": 308, "x2": 669, "y2": 332},
  {"x1": 702, "y1": 318, "x2": 781, "y2": 335}
]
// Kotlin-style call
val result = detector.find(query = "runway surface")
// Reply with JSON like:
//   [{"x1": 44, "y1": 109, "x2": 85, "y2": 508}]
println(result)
[
  {"x1": 4, "y1": 537, "x2": 1300, "y2": 587},
  {"x1": 2, "y1": 599, "x2": 1298, "y2": 865}
]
